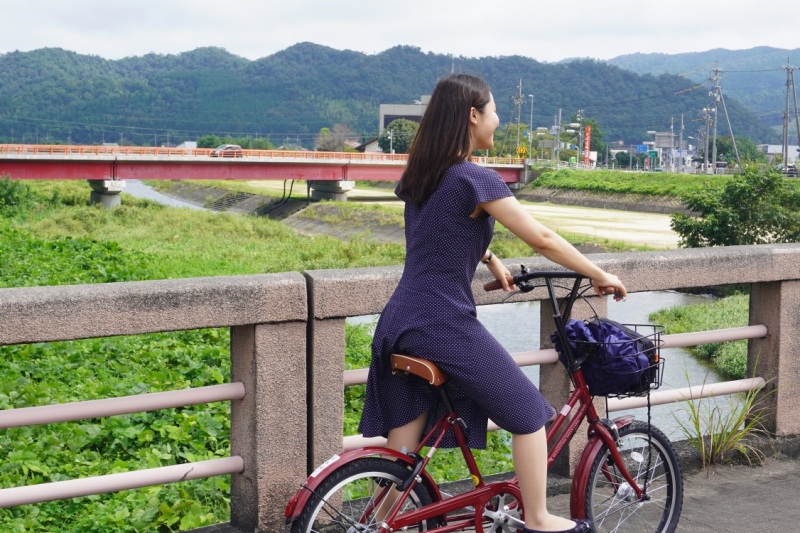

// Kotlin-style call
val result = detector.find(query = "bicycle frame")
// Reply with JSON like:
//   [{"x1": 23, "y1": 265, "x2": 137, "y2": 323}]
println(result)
[{"x1": 285, "y1": 271, "x2": 655, "y2": 531}]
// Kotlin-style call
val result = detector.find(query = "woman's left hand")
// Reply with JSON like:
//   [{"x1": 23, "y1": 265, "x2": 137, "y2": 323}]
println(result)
[{"x1": 487, "y1": 256, "x2": 516, "y2": 292}]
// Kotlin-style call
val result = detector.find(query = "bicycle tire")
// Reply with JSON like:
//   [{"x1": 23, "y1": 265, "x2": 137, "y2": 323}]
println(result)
[
  {"x1": 291, "y1": 456, "x2": 437, "y2": 533},
  {"x1": 584, "y1": 421, "x2": 683, "y2": 533}
]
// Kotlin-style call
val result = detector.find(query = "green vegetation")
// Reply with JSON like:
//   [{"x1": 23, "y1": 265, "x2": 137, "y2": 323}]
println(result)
[
  {"x1": 652, "y1": 290, "x2": 771, "y2": 468},
  {"x1": 675, "y1": 371, "x2": 771, "y2": 468},
  {"x1": 5, "y1": 179, "x2": 605, "y2": 530},
  {"x1": 528, "y1": 168, "x2": 731, "y2": 197},
  {"x1": 0, "y1": 180, "x2": 409, "y2": 531},
  {"x1": 0, "y1": 330, "x2": 231, "y2": 532},
  {"x1": 671, "y1": 167, "x2": 800, "y2": 247},
  {"x1": 378, "y1": 119, "x2": 419, "y2": 154},
  {"x1": 649, "y1": 294, "x2": 749, "y2": 379}
]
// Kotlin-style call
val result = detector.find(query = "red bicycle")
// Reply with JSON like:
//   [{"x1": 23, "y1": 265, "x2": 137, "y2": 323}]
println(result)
[{"x1": 285, "y1": 269, "x2": 684, "y2": 532}]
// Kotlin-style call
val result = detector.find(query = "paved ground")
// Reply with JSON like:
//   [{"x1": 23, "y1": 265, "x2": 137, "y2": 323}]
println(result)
[
  {"x1": 196, "y1": 448, "x2": 800, "y2": 532},
  {"x1": 544, "y1": 456, "x2": 800, "y2": 532}
]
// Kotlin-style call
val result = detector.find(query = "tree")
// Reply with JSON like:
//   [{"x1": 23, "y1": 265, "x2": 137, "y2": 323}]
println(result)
[
  {"x1": 490, "y1": 123, "x2": 530, "y2": 158},
  {"x1": 315, "y1": 124, "x2": 356, "y2": 152},
  {"x1": 378, "y1": 119, "x2": 418, "y2": 154},
  {"x1": 614, "y1": 150, "x2": 646, "y2": 169},
  {"x1": 714, "y1": 135, "x2": 768, "y2": 166},
  {"x1": 670, "y1": 167, "x2": 800, "y2": 247}
]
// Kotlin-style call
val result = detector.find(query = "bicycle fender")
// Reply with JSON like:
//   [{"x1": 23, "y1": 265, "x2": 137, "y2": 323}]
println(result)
[
  {"x1": 284, "y1": 446, "x2": 442, "y2": 522},
  {"x1": 569, "y1": 415, "x2": 635, "y2": 518}
]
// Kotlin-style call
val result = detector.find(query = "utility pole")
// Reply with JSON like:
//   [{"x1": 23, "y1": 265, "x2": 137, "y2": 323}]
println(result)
[
  {"x1": 679, "y1": 114, "x2": 685, "y2": 173},
  {"x1": 709, "y1": 66, "x2": 721, "y2": 172},
  {"x1": 670, "y1": 116, "x2": 675, "y2": 172},
  {"x1": 781, "y1": 58, "x2": 800, "y2": 171},
  {"x1": 702, "y1": 107, "x2": 712, "y2": 174},
  {"x1": 513, "y1": 80, "x2": 524, "y2": 150},
  {"x1": 528, "y1": 94, "x2": 534, "y2": 163},
  {"x1": 554, "y1": 108, "x2": 562, "y2": 165},
  {"x1": 708, "y1": 64, "x2": 740, "y2": 171}
]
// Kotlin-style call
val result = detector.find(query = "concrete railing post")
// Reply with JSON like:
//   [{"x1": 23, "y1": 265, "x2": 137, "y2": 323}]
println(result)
[
  {"x1": 539, "y1": 294, "x2": 607, "y2": 476},
  {"x1": 309, "y1": 316, "x2": 347, "y2": 469},
  {"x1": 305, "y1": 267, "x2": 402, "y2": 470},
  {"x1": 748, "y1": 280, "x2": 800, "y2": 436},
  {"x1": 229, "y1": 321, "x2": 307, "y2": 532}
]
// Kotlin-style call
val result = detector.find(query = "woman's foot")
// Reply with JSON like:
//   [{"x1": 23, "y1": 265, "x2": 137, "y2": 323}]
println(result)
[{"x1": 523, "y1": 518, "x2": 592, "y2": 533}]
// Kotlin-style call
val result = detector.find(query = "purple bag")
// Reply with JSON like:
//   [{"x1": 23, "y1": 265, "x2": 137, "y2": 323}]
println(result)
[{"x1": 551, "y1": 318, "x2": 657, "y2": 396}]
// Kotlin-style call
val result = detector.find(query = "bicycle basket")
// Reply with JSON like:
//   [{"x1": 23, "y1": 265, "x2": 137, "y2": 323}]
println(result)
[{"x1": 551, "y1": 318, "x2": 665, "y2": 398}]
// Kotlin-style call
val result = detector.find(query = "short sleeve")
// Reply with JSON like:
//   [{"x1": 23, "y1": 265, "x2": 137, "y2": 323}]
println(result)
[{"x1": 445, "y1": 161, "x2": 512, "y2": 215}]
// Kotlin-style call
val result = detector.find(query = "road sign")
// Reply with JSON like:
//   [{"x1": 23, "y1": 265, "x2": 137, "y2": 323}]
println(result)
[{"x1": 636, "y1": 144, "x2": 648, "y2": 153}]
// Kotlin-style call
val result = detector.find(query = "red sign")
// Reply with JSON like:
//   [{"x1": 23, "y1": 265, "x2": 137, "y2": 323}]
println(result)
[{"x1": 583, "y1": 125, "x2": 592, "y2": 166}]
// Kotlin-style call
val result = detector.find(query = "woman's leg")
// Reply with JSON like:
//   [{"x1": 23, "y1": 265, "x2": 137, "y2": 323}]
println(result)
[
  {"x1": 513, "y1": 428, "x2": 577, "y2": 531},
  {"x1": 373, "y1": 412, "x2": 429, "y2": 523},
  {"x1": 386, "y1": 411, "x2": 427, "y2": 453}
]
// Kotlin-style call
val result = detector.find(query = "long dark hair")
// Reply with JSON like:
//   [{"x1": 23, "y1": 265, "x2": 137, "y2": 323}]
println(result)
[{"x1": 398, "y1": 74, "x2": 492, "y2": 208}]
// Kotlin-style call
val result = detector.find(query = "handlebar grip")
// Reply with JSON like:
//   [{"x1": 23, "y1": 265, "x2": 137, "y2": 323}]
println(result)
[{"x1": 483, "y1": 280, "x2": 505, "y2": 291}]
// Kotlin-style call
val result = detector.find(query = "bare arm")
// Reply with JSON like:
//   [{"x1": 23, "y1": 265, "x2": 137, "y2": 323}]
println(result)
[{"x1": 480, "y1": 196, "x2": 627, "y2": 299}]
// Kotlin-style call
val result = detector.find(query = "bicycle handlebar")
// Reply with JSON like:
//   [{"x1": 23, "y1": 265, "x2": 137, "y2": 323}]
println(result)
[{"x1": 483, "y1": 269, "x2": 586, "y2": 292}]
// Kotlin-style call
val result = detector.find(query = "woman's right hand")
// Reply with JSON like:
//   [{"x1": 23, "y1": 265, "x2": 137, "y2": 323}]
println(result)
[{"x1": 591, "y1": 272, "x2": 627, "y2": 301}]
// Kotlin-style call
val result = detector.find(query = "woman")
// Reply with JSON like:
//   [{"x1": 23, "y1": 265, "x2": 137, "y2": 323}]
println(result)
[{"x1": 359, "y1": 73, "x2": 626, "y2": 533}]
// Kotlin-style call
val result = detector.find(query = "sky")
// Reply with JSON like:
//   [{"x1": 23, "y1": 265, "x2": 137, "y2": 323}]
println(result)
[{"x1": 0, "y1": 0, "x2": 797, "y2": 63}]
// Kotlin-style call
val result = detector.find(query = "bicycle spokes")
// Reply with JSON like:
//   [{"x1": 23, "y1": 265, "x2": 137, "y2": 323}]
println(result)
[{"x1": 482, "y1": 491, "x2": 525, "y2": 533}]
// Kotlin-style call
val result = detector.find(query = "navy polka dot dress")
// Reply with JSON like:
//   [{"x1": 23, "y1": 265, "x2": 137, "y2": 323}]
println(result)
[{"x1": 359, "y1": 160, "x2": 555, "y2": 449}]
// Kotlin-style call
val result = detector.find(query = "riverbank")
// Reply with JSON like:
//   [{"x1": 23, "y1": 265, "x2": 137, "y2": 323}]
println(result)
[
  {"x1": 515, "y1": 186, "x2": 693, "y2": 215},
  {"x1": 151, "y1": 181, "x2": 681, "y2": 248}
]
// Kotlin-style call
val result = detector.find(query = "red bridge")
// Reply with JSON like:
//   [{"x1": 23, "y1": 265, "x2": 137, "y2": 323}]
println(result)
[{"x1": 0, "y1": 144, "x2": 526, "y2": 184}]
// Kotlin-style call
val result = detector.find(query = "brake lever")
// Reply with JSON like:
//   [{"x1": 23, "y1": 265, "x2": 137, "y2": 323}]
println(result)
[{"x1": 501, "y1": 290, "x2": 524, "y2": 303}]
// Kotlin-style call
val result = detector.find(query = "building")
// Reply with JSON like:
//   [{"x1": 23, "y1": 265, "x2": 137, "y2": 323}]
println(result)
[
  {"x1": 378, "y1": 96, "x2": 429, "y2": 133},
  {"x1": 757, "y1": 144, "x2": 799, "y2": 164}
]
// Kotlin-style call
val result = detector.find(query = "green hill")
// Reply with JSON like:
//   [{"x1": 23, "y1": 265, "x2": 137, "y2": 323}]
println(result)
[
  {"x1": 0, "y1": 43, "x2": 779, "y2": 148},
  {"x1": 607, "y1": 46, "x2": 800, "y2": 136}
]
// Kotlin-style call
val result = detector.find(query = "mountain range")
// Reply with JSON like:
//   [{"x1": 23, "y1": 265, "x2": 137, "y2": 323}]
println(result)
[
  {"x1": 0, "y1": 43, "x2": 795, "y2": 149},
  {"x1": 607, "y1": 46, "x2": 800, "y2": 132}
]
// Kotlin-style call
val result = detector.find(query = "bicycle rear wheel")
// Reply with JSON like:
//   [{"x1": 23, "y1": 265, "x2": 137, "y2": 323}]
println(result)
[
  {"x1": 291, "y1": 456, "x2": 436, "y2": 533},
  {"x1": 584, "y1": 421, "x2": 683, "y2": 533}
]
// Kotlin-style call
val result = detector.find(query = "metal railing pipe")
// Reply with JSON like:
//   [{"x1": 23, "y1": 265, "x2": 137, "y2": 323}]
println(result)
[
  {"x1": 608, "y1": 377, "x2": 767, "y2": 411},
  {"x1": 0, "y1": 382, "x2": 245, "y2": 429},
  {"x1": 661, "y1": 325, "x2": 767, "y2": 348},
  {"x1": 0, "y1": 456, "x2": 244, "y2": 508}
]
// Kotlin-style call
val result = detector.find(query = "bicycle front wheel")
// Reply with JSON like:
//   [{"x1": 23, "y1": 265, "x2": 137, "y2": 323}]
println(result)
[
  {"x1": 584, "y1": 421, "x2": 683, "y2": 533},
  {"x1": 291, "y1": 456, "x2": 436, "y2": 533}
]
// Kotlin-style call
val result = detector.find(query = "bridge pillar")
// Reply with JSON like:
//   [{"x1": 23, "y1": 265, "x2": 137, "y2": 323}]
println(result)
[
  {"x1": 87, "y1": 179, "x2": 126, "y2": 208},
  {"x1": 308, "y1": 180, "x2": 354, "y2": 201},
  {"x1": 508, "y1": 165, "x2": 531, "y2": 190}
]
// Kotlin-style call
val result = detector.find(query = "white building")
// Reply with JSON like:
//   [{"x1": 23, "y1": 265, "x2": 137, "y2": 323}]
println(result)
[
  {"x1": 757, "y1": 144, "x2": 799, "y2": 164},
  {"x1": 378, "y1": 95, "x2": 429, "y2": 133}
]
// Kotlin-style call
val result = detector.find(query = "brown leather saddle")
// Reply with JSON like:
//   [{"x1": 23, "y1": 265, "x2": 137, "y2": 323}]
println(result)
[{"x1": 391, "y1": 354, "x2": 449, "y2": 387}]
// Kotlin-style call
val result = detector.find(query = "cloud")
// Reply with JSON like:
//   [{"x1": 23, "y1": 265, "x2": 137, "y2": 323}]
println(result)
[{"x1": 1, "y1": 0, "x2": 798, "y2": 62}]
